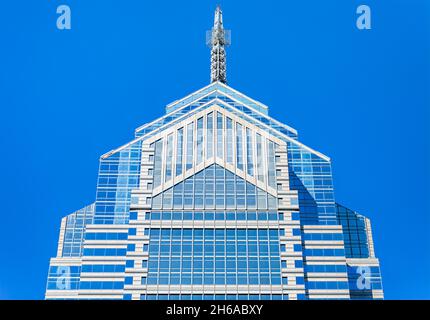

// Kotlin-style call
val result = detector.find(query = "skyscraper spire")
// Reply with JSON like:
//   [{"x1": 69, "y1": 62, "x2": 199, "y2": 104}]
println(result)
[{"x1": 207, "y1": 6, "x2": 231, "y2": 84}]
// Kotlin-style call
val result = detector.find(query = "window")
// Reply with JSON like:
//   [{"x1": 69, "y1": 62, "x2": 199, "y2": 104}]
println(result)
[
  {"x1": 293, "y1": 244, "x2": 302, "y2": 252},
  {"x1": 236, "y1": 123, "x2": 243, "y2": 170},
  {"x1": 144, "y1": 228, "x2": 283, "y2": 286},
  {"x1": 129, "y1": 212, "x2": 138, "y2": 220},
  {"x1": 197, "y1": 117, "x2": 204, "y2": 164},
  {"x1": 153, "y1": 139, "x2": 163, "y2": 187},
  {"x1": 206, "y1": 112, "x2": 214, "y2": 159},
  {"x1": 131, "y1": 196, "x2": 139, "y2": 205},
  {"x1": 165, "y1": 134, "x2": 173, "y2": 182},
  {"x1": 162, "y1": 188, "x2": 173, "y2": 209},
  {"x1": 267, "y1": 141, "x2": 276, "y2": 189},
  {"x1": 246, "y1": 128, "x2": 254, "y2": 176},
  {"x1": 176, "y1": 128, "x2": 184, "y2": 176},
  {"x1": 216, "y1": 112, "x2": 223, "y2": 159},
  {"x1": 226, "y1": 117, "x2": 233, "y2": 164},
  {"x1": 256, "y1": 134, "x2": 265, "y2": 182},
  {"x1": 126, "y1": 260, "x2": 134, "y2": 268},
  {"x1": 186, "y1": 123, "x2": 194, "y2": 170}
]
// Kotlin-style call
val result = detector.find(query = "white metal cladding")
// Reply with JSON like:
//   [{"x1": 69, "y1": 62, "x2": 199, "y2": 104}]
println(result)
[{"x1": 145, "y1": 105, "x2": 285, "y2": 197}]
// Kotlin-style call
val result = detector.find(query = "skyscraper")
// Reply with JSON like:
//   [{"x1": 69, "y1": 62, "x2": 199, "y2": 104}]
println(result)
[{"x1": 46, "y1": 6, "x2": 383, "y2": 300}]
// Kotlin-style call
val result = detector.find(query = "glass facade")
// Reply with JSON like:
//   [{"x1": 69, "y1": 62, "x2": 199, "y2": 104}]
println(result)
[
  {"x1": 152, "y1": 165, "x2": 277, "y2": 210},
  {"x1": 61, "y1": 204, "x2": 94, "y2": 257},
  {"x1": 94, "y1": 141, "x2": 142, "y2": 225},
  {"x1": 145, "y1": 228, "x2": 283, "y2": 286},
  {"x1": 137, "y1": 83, "x2": 298, "y2": 140},
  {"x1": 287, "y1": 142, "x2": 336, "y2": 225},
  {"x1": 46, "y1": 34, "x2": 382, "y2": 299},
  {"x1": 46, "y1": 83, "x2": 384, "y2": 299},
  {"x1": 336, "y1": 203, "x2": 371, "y2": 258}
]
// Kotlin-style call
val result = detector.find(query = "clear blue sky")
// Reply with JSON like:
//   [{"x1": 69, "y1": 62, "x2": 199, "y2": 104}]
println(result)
[{"x1": 0, "y1": 0, "x2": 429, "y2": 300}]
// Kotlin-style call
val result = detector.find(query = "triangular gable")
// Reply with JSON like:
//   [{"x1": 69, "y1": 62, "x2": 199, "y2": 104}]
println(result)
[
  {"x1": 148, "y1": 104, "x2": 282, "y2": 197},
  {"x1": 151, "y1": 164, "x2": 278, "y2": 210}
]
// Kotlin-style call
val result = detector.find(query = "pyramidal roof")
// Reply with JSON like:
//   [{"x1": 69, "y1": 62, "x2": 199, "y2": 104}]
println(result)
[
  {"x1": 135, "y1": 81, "x2": 297, "y2": 140},
  {"x1": 165, "y1": 81, "x2": 269, "y2": 116}
]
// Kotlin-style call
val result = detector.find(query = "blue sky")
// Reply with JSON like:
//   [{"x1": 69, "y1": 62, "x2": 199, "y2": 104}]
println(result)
[{"x1": 0, "y1": 0, "x2": 429, "y2": 299}]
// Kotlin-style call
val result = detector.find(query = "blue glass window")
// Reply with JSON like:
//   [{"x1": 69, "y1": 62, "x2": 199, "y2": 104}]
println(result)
[
  {"x1": 267, "y1": 141, "x2": 276, "y2": 189},
  {"x1": 206, "y1": 112, "x2": 214, "y2": 159},
  {"x1": 236, "y1": 123, "x2": 244, "y2": 170},
  {"x1": 152, "y1": 165, "x2": 276, "y2": 210},
  {"x1": 186, "y1": 123, "x2": 194, "y2": 170},
  {"x1": 145, "y1": 228, "x2": 282, "y2": 286},
  {"x1": 256, "y1": 133, "x2": 265, "y2": 183},
  {"x1": 246, "y1": 128, "x2": 254, "y2": 176},
  {"x1": 153, "y1": 139, "x2": 163, "y2": 188},
  {"x1": 197, "y1": 117, "x2": 204, "y2": 164},
  {"x1": 216, "y1": 112, "x2": 223, "y2": 159},
  {"x1": 165, "y1": 134, "x2": 173, "y2": 182},
  {"x1": 176, "y1": 127, "x2": 184, "y2": 176},
  {"x1": 226, "y1": 117, "x2": 233, "y2": 164}
]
